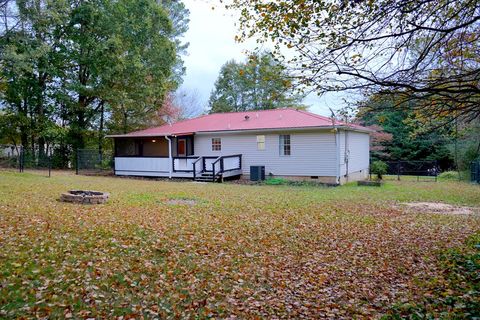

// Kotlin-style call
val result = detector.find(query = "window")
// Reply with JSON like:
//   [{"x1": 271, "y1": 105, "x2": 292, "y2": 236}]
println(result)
[
  {"x1": 256, "y1": 135, "x2": 265, "y2": 150},
  {"x1": 279, "y1": 134, "x2": 291, "y2": 156},
  {"x1": 116, "y1": 139, "x2": 141, "y2": 156},
  {"x1": 212, "y1": 138, "x2": 221, "y2": 151}
]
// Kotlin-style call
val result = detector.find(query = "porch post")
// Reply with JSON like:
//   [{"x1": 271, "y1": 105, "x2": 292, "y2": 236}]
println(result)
[{"x1": 165, "y1": 136, "x2": 173, "y2": 179}]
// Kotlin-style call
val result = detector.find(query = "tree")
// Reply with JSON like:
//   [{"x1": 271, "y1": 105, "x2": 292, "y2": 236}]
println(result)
[
  {"x1": 356, "y1": 94, "x2": 454, "y2": 169},
  {"x1": 208, "y1": 52, "x2": 304, "y2": 113},
  {"x1": 447, "y1": 117, "x2": 480, "y2": 171},
  {"x1": 160, "y1": 0, "x2": 190, "y2": 85},
  {"x1": 366, "y1": 124, "x2": 394, "y2": 160},
  {"x1": 0, "y1": 0, "x2": 64, "y2": 157},
  {"x1": 60, "y1": 0, "x2": 177, "y2": 149},
  {"x1": 0, "y1": 111, "x2": 21, "y2": 148},
  {"x1": 172, "y1": 88, "x2": 204, "y2": 119},
  {"x1": 208, "y1": 60, "x2": 246, "y2": 113},
  {"x1": 0, "y1": 0, "x2": 18, "y2": 35},
  {"x1": 226, "y1": 0, "x2": 480, "y2": 121},
  {"x1": 0, "y1": 0, "x2": 187, "y2": 164}
]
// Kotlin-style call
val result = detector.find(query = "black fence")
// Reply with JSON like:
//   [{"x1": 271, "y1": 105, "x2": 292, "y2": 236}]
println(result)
[
  {"x1": 472, "y1": 161, "x2": 480, "y2": 184},
  {"x1": 374, "y1": 160, "x2": 439, "y2": 182},
  {"x1": 76, "y1": 149, "x2": 114, "y2": 175},
  {"x1": 1, "y1": 148, "x2": 114, "y2": 177},
  {"x1": 19, "y1": 151, "x2": 53, "y2": 177},
  {"x1": 0, "y1": 149, "x2": 54, "y2": 177},
  {"x1": 0, "y1": 155, "x2": 18, "y2": 169}
]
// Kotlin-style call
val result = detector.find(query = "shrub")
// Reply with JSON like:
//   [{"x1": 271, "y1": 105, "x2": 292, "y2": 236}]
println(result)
[
  {"x1": 264, "y1": 178, "x2": 288, "y2": 185},
  {"x1": 263, "y1": 178, "x2": 331, "y2": 187},
  {"x1": 438, "y1": 171, "x2": 459, "y2": 181},
  {"x1": 370, "y1": 161, "x2": 388, "y2": 180}
]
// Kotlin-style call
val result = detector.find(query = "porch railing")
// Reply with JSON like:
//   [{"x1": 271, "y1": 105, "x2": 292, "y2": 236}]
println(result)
[
  {"x1": 174, "y1": 154, "x2": 242, "y2": 181},
  {"x1": 115, "y1": 155, "x2": 242, "y2": 180},
  {"x1": 192, "y1": 157, "x2": 203, "y2": 181},
  {"x1": 172, "y1": 156, "x2": 199, "y2": 173},
  {"x1": 210, "y1": 154, "x2": 242, "y2": 182}
]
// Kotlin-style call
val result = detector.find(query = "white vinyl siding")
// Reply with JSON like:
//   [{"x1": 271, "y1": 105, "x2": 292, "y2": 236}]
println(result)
[
  {"x1": 340, "y1": 130, "x2": 370, "y2": 175},
  {"x1": 115, "y1": 157, "x2": 170, "y2": 175},
  {"x1": 194, "y1": 130, "x2": 338, "y2": 177}
]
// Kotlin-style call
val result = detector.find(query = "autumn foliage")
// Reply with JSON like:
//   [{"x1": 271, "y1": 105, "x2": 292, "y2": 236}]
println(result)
[{"x1": 0, "y1": 171, "x2": 479, "y2": 318}]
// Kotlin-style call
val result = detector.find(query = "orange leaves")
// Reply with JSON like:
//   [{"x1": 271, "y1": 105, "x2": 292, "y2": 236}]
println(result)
[{"x1": 0, "y1": 171, "x2": 479, "y2": 318}]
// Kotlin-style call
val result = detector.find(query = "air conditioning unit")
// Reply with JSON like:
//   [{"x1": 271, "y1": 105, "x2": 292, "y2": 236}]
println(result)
[{"x1": 250, "y1": 166, "x2": 265, "y2": 181}]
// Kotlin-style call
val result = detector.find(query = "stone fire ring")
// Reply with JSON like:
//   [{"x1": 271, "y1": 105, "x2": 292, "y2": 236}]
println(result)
[{"x1": 60, "y1": 190, "x2": 109, "y2": 204}]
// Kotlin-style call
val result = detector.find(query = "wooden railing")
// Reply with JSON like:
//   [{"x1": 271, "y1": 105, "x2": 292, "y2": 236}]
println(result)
[
  {"x1": 172, "y1": 156, "x2": 199, "y2": 173},
  {"x1": 211, "y1": 156, "x2": 222, "y2": 182},
  {"x1": 174, "y1": 154, "x2": 242, "y2": 181},
  {"x1": 192, "y1": 157, "x2": 203, "y2": 181},
  {"x1": 211, "y1": 154, "x2": 242, "y2": 182}
]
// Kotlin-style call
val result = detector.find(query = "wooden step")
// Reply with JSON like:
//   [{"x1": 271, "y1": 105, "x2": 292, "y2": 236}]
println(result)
[{"x1": 194, "y1": 174, "x2": 222, "y2": 182}]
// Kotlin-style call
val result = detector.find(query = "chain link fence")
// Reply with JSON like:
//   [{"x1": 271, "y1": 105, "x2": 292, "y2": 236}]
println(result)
[
  {"x1": 372, "y1": 160, "x2": 439, "y2": 182},
  {"x1": 0, "y1": 154, "x2": 19, "y2": 170},
  {"x1": 18, "y1": 150, "x2": 53, "y2": 177},
  {"x1": 76, "y1": 149, "x2": 114, "y2": 175},
  {"x1": 1, "y1": 147, "x2": 113, "y2": 176},
  {"x1": 0, "y1": 145, "x2": 17, "y2": 169},
  {"x1": 471, "y1": 161, "x2": 480, "y2": 184}
]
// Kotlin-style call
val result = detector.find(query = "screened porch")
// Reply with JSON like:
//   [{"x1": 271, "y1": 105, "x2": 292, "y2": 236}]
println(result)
[{"x1": 112, "y1": 135, "x2": 242, "y2": 181}]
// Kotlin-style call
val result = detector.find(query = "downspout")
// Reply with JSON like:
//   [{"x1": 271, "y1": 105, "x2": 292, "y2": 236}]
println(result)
[
  {"x1": 165, "y1": 136, "x2": 172, "y2": 179},
  {"x1": 113, "y1": 138, "x2": 117, "y2": 176},
  {"x1": 335, "y1": 129, "x2": 341, "y2": 185},
  {"x1": 344, "y1": 130, "x2": 349, "y2": 183},
  {"x1": 329, "y1": 107, "x2": 341, "y2": 185}
]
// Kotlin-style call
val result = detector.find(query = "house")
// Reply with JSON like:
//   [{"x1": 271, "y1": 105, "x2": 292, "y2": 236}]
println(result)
[
  {"x1": 107, "y1": 108, "x2": 371, "y2": 184},
  {"x1": 0, "y1": 144, "x2": 19, "y2": 158}
]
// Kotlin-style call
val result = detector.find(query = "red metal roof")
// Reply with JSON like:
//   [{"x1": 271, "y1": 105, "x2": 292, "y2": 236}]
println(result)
[{"x1": 110, "y1": 108, "x2": 370, "y2": 137}]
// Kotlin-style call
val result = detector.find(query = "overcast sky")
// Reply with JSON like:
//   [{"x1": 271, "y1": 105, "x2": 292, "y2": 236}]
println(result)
[{"x1": 179, "y1": 0, "x2": 347, "y2": 117}]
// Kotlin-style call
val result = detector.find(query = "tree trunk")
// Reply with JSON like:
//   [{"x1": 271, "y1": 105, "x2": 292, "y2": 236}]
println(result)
[
  {"x1": 98, "y1": 101, "x2": 105, "y2": 158},
  {"x1": 36, "y1": 51, "x2": 48, "y2": 163},
  {"x1": 123, "y1": 106, "x2": 128, "y2": 134},
  {"x1": 75, "y1": 59, "x2": 90, "y2": 151},
  {"x1": 20, "y1": 99, "x2": 28, "y2": 149}
]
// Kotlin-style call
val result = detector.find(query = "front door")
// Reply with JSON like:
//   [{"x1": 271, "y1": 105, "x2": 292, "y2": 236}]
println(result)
[{"x1": 177, "y1": 139, "x2": 186, "y2": 156}]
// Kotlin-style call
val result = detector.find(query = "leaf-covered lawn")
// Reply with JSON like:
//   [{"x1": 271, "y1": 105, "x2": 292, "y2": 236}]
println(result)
[{"x1": 0, "y1": 171, "x2": 479, "y2": 319}]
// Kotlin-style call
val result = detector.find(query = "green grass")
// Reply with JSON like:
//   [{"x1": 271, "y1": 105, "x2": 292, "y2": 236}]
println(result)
[{"x1": 0, "y1": 170, "x2": 479, "y2": 318}]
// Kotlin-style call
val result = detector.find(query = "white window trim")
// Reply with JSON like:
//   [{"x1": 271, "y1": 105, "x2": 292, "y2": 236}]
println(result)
[
  {"x1": 279, "y1": 134, "x2": 291, "y2": 156},
  {"x1": 256, "y1": 135, "x2": 265, "y2": 151},
  {"x1": 211, "y1": 137, "x2": 221, "y2": 151}
]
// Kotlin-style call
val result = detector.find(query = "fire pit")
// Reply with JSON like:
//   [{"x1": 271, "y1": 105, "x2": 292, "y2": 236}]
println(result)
[{"x1": 60, "y1": 190, "x2": 109, "y2": 204}]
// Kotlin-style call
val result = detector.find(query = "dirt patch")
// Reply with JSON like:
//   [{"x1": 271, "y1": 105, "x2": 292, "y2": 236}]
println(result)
[
  {"x1": 165, "y1": 199, "x2": 198, "y2": 206},
  {"x1": 401, "y1": 202, "x2": 478, "y2": 215}
]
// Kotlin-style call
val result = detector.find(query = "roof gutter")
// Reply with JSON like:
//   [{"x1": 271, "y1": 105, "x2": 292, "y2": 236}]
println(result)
[
  {"x1": 105, "y1": 134, "x2": 169, "y2": 138},
  {"x1": 105, "y1": 133, "x2": 194, "y2": 138}
]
